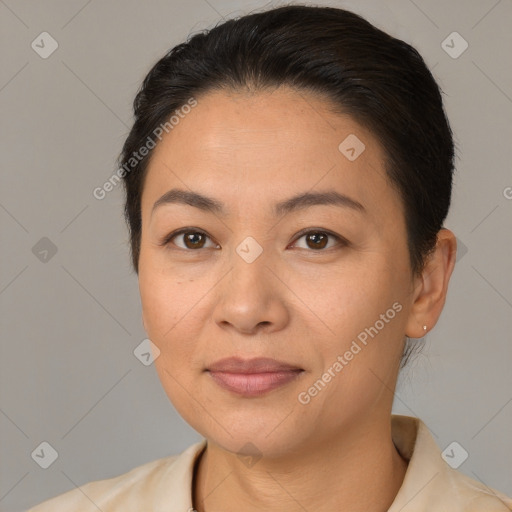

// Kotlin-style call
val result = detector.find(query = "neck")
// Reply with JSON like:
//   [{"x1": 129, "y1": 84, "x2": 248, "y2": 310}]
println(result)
[{"x1": 192, "y1": 415, "x2": 408, "y2": 512}]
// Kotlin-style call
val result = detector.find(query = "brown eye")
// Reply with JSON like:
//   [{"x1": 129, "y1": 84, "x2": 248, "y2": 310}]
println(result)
[
  {"x1": 163, "y1": 229, "x2": 218, "y2": 250},
  {"x1": 292, "y1": 230, "x2": 346, "y2": 251},
  {"x1": 182, "y1": 232, "x2": 207, "y2": 249},
  {"x1": 305, "y1": 232, "x2": 328, "y2": 250}
]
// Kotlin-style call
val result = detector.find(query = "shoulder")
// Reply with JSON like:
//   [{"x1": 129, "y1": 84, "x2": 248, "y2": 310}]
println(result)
[
  {"x1": 390, "y1": 415, "x2": 512, "y2": 511},
  {"x1": 414, "y1": 459, "x2": 512, "y2": 511},
  {"x1": 26, "y1": 456, "x2": 179, "y2": 512},
  {"x1": 440, "y1": 468, "x2": 512, "y2": 511},
  {"x1": 26, "y1": 440, "x2": 206, "y2": 512}
]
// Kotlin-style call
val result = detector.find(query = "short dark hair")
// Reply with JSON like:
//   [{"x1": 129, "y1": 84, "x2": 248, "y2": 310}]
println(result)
[{"x1": 119, "y1": 4, "x2": 455, "y2": 368}]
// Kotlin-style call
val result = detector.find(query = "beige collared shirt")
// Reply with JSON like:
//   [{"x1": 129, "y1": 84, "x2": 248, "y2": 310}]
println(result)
[{"x1": 27, "y1": 415, "x2": 511, "y2": 511}]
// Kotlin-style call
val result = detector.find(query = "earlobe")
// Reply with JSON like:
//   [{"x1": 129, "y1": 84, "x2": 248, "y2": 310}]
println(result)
[{"x1": 405, "y1": 229, "x2": 457, "y2": 338}]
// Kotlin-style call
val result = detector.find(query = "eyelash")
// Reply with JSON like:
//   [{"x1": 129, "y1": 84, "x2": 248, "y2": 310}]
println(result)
[{"x1": 158, "y1": 227, "x2": 349, "y2": 252}]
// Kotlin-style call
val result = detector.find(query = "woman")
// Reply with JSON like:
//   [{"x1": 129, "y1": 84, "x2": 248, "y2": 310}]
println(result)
[{"x1": 28, "y1": 5, "x2": 511, "y2": 511}]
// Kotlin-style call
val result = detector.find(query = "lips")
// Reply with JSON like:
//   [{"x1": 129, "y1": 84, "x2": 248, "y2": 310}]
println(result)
[
  {"x1": 207, "y1": 357, "x2": 302, "y2": 373},
  {"x1": 206, "y1": 357, "x2": 304, "y2": 397}
]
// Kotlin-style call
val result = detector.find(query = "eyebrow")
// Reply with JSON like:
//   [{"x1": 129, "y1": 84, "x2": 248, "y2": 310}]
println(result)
[{"x1": 151, "y1": 188, "x2": 366, "y2": 218}]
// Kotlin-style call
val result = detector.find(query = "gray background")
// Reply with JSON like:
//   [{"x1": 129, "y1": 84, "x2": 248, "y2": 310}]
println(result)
[{"x1": 0, "y1": 0, "x2": 511, "y2": 510}]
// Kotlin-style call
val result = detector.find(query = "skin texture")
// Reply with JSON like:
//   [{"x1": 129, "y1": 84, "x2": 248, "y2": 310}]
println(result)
[{"x1": 138, "y1": 86, "x2": 457, "y2": 512}]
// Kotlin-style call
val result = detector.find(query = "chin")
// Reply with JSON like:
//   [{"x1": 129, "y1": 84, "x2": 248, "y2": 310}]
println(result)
[
  {"x1": 211, "y1": 428, "x2": 303, "y2": 460},
  {"x1": 185, "y1": 405, "x2": 309, "y2": 460}
]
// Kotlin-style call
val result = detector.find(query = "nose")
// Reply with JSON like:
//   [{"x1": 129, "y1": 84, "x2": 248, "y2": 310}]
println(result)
[{"x1": 212, "y1": 247, "x2": 290, "y2": 335}]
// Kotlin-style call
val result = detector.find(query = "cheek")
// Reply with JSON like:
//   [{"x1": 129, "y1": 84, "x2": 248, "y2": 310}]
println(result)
[
  {"x1": 304, "y1": 258, "x2": 401, "y2": 335},
  {"x1": 139, "y1": 249, "x2": 197, "y2": 338},
  {"x1": 295, "y1": 279, "x2": 406, "y2": 429},
  {"x1": 138, "y1": 277, "x2": 200, "y2": 391},
  {"x1": 138, "y1": 253, "x2": 218, "y2": 373},
  {"x1": 139, "y1": 270, "x2": 204, "y2": 412},
  {"x1": 296, "y1": 257, "x2": 408, "y2": 394}
]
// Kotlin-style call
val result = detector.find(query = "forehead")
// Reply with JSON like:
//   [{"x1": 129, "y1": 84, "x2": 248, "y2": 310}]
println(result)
[{"x1": 141, "y1": 87, "x2": 400, "y2": 221}]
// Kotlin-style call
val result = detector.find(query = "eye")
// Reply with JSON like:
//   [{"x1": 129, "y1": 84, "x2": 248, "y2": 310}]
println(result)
[
  {"x1": 291, "y1": 229, "x2": 347, "y2": 251},
  {"x1": 160, "y1": 228, "x2": 348, "y2": 252},
  {"x1": 160, "y1": 228, "x2": 219, "y2": 250}
]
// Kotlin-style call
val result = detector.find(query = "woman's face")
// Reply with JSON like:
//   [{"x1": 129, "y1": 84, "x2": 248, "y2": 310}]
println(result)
[{"x1": 138, "y1": 87, "x2": 417, "y2": 456}]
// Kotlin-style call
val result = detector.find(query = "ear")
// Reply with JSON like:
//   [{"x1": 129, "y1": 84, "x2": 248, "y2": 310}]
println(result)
[{"x1": 405, "y1": 228, "x2": 457, "y2": 338}]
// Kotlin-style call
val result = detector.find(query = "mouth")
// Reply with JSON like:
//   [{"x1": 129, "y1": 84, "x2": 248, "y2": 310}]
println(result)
[{"x1": 205, "y1": 357, "x2": 304, "y2": 397}]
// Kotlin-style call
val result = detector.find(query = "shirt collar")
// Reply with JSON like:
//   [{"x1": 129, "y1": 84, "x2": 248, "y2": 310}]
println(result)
[{"x1": 388, "y1": 414, "x2": 444, "y2": 510}]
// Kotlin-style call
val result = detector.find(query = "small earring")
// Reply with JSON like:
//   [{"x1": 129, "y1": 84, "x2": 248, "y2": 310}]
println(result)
[{"x1": 423, "y1": 325, "x2": 427, "y2": 332}]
